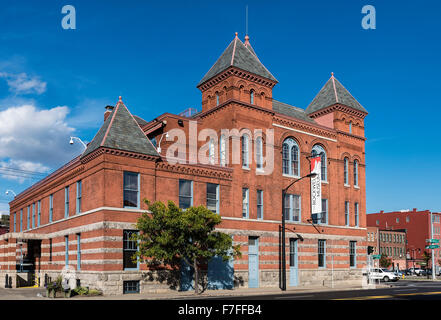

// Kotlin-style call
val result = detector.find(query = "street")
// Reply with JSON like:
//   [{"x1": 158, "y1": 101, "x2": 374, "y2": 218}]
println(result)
[{"x1": 186, "y1": 280, "x2": 441, "y2": 300}]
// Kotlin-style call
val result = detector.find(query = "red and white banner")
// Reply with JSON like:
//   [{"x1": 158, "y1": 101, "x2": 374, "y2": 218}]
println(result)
[{"x1": 310, "y1": 156, "x2": 322, "y2": 215}]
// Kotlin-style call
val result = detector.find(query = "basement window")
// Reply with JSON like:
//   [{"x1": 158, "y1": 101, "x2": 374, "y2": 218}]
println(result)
[{"x1": 123, "y1": 280, "x2": 140, "y2": 294}]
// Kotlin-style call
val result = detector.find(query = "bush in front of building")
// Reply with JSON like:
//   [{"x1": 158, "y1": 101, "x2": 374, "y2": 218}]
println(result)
[{"x1": 134, "y1": 200, "x2": 241, "y2": 295}]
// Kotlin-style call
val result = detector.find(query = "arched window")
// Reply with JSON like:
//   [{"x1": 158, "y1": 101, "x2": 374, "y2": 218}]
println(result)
[
  {"x1": 219, "y1": 135, "x2": 226, "y2": 167},
  {"x1": 215, "y1": 92, "x2": 219, "y2": 106},
  {"x1": 354, "y1": 160, "x2": 359, "y2": 187},
  {"x1": 349, "y1": 121, "x2": 352, "y2": 134},
  {"x1": 344, "y1": 157, "x2": 349, "y2": 185},
  {"x1": 250, "y1": 90, "x2": 254, "y2": 105},
  {"x1": 282, "y1": 138, "x2": 300, "y2": 176},
  {"x1": 256, "y1": 136, "x2": 263, "y2": 170},
  {"x1": 311, "y1": 145, "x2": 327, "y2": 181},
  {"x1": 241, "y1": 134, "x2": 249, "y2": 168}
]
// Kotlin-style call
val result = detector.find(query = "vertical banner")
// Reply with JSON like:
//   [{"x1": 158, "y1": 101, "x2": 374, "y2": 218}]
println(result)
[{"x1": 310, "y1": 156, "x2": 322, "y2": 221}]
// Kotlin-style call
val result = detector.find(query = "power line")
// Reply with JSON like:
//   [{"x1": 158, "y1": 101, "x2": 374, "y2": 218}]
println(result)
[{"x1": 0, "y1": 166, "x2": 47, "y2": 176}]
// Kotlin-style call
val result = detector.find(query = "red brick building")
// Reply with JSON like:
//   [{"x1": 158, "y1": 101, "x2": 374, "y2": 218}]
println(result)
[
  {"x1": 0, "y1": 34, "x2": 368, "y2": 295},
  {"x1": 367, "y1": 209, "x2": 441, "y2": 270}
]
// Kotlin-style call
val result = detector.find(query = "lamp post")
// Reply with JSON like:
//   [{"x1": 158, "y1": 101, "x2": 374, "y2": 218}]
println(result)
[
  {"x1": 280, "y1": 172, "x2": 317, "y2": 291},
  {"x1": 5, "y1": 190, "x2": 16, "y2": 197},
  {"x1": 69, "y1": 137, "x2": 87, "y2": 150}
]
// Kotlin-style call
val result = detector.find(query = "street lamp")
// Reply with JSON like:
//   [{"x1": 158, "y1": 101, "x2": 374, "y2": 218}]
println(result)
[
  {"x1": 280, "y1": 172, "x2": 317, "y2": 291},
  {"x1": 5, "y1": 190, "x2": 16, "y2": 197},
  {"x1": 69, "y1": 137, "x2": 87, "y2": 150}
]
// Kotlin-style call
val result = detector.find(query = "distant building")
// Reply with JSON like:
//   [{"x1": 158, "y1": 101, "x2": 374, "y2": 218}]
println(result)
[{"x1": 367, "y1": 209, "x2": 441, "y2": 270}]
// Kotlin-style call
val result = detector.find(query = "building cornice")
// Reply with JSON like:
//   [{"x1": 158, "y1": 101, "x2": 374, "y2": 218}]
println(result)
[
  {"x1": 308, "y1": 103, "x2": 368, "y2": 119},
  {"x1": 156, "y1": 161, "x2": 233, "y2": 180}
]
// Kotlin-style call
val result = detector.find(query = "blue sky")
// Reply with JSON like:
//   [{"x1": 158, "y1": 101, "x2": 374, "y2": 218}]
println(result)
[{"x1": 0, "y1": 0, "x2": 440, "y2": 215}]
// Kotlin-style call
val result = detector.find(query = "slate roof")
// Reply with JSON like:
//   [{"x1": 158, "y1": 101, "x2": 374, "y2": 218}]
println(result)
[
  {"x1": 272, "y1": 100, "x2": 315, "y2": 123},
  {"x1": 306, "y1": 74, "x2": 367, "y2": 114},
  {"x1": 197, "y1": 35, "x2": 277, "y2": 86},
  {"x1": 81, "y1": 98, "x2": 160, "y2": 158}
]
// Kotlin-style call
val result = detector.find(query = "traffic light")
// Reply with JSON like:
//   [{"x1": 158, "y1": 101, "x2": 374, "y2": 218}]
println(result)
[{"x1": 367, "y1": 246, "x2": 374, "y2": 255}]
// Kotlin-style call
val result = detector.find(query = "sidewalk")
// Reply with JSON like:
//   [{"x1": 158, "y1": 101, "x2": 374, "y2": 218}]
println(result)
[{"x1": 84, "y1": 282, "x2": 391, "y2": 300}]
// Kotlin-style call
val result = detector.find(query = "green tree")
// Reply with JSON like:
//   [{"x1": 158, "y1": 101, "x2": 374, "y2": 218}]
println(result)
[
  {"x1": 134, "y1": 200, "x2": 241, "y2": 295},
  {"x1": 379, "y1": 254, "x2": 392, "y2": 269}
]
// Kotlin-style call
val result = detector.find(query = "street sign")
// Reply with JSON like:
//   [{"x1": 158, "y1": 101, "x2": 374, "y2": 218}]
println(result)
[
  {"x1": 425, "y1": 244, "x2": 440, "y2": 249},
  {"x1": 372, "y1": 254, "x2": 381, "y2": 259},
  {"x1": 426, "y1": 239, "x2": 440, "y2": 243}
]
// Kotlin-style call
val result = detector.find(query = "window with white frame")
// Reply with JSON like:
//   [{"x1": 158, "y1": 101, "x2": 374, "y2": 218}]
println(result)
[
  {"x1": 209, "y1": 138, "x2": 215, "y2": 165},
  {"x1": 76, "y1": 180, "x2": 82, "y2": 214},
  {"x1": 123, "y1": 230, "x2": 139, "y2": 270},
  {"x1": 282, "y1": 138, "x2": 299, "y2": 176},
  {"x1": 241, "y1": 134, "x2": 250, "y2": 169},
  {"x1": 318, "y1": 239, "x2": 326, "y2": 268},
  {"x1": 65, "y1": 186, "x2": 69, "y2": 218},
  {"x1": 179, "y1": 179, "x2": 193, "y2": 210},
  {"x1": 345, "y1": 201, "x2": 350, "y2": 226},
  {"x1": 206, "y1": 183, "x2": 219, "y2": 214},
  {"x1": 284, "y1": 194, "x2": 301, "y2": 222},
  {"x1": 344, "y1": 157, "x2": 349, "y2": 185},
  {"x1": 256, "y1": 137, "x2": 263, "y2": 170},
  {"x1": 311, "y1": 145, "x2": 327, "y2": 181},
  {"x1": 257, "y1": 190, "x2": 263, "y2": 220},
  {"x1": 219, "y1": 135, "x2": 226, "y2": 167},
  {"x1": 123, "y1": 172, "x2": 139, "y2": 208},
  {"x1": 49, "y1": 194, "x2": 53, "y2": 223},
  {"x1": 320, "y1": 199, "x2": 328, "y2": 224},
  {"x1": 354, "y1": 202, "x2": 359, "y2": 227},
  {"x1": 354, "y1": 160, "x2": 359, "y2": 187},
  {"x1": 242, "y1": 188, "x2": 249, "y2": 218}
]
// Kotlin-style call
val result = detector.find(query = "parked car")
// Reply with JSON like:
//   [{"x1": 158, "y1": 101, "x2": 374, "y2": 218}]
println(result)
[
  {"x1": 369, "y1": 268, "x2": 400, "y2": 282},
  {"x1": 409, "y1": 268, "x2": 424, "y2": 276},
  {"x1": 394, "y1": 270, "x2": 404, "y2": 278}
]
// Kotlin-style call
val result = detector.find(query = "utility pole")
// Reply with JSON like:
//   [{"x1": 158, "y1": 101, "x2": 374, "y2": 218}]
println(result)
[{"x1": 431, "y1": 212, "x2": 436, "y2": 280}]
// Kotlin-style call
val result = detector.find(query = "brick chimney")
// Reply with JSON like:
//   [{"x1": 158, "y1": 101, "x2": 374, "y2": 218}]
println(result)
[
  {"x1": 104, "y1": 105, "x2": 114, "y2": 122},
  {"x1": 380, "y1": 210, "x2": 384, "y2": 214},
  {"x1": 413, "y1": 208, "x2": 417, "y2": 212}
]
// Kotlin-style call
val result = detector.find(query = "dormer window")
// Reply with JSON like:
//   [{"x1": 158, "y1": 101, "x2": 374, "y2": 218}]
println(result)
[{"x1": 250, "y1": 90, "x2": 254, "y2": 105}]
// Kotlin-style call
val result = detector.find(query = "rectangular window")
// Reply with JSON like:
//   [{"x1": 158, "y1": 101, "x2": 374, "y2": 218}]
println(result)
[
  {"x1": 20, "y1": 209, "x2": 23, "y2": 232},
  {"x1": 257, "y1": 190, "x2": 263, "y2": 220},
  {"x1": 76, "y1": 180, "x2": 82, "y2": 214},
  {"x1": 77, "y1": 233, "x2": 81, "y2": 271},
  {"x1": 206, "y1": 183, "x2": 219, "y2": 214},
  {"x1": 242, "y1": 188, "x2": 249, "y2": 218},
  {"x1": 376, "y1": 220, "x2": 379, "y2": 226},
  {"x1": 65, "y1": 235, "x2": 69, "y2": 267},
  {"x1": 49, "y1": 239, "x2": 52, "y2": 263},
  {"x1": 37, "y1": 200, "x2": 41, "y2": 227},
  {"x1": 289, "y1": 239, "x2": 296, "y2": 267},
  {"x1": 65, "y1": 186, "x2": 69, "y2": 218},
  {"x1": 345, "y1": 201, "x2": 349, "y2": 226},
  {"x1": 32, "y1": 203, "x2": 35, "y2": 229},
  {"x1": 320, "y1": 199, "x2": 328, "y2": 224},
  {"x1": 13, "y1": 213, "x2": 16, "y2": 232},
  {"x1": 27, "y1": 206, "x2": 30, "y2": 230},
  {"x1": 350, "y1": 241, "x2": 356, "y2": 267},
  {"x1": 354, "y1": 202, "x2": 359, "y2": 227},
  {"x1": 123, "y1": 230, "x2": 139, "y2": 270},
  {"x1": 406, "y1": 216, "x2": 410, "y2": 223},
  {"x1": 179, "y1": 179, "x2": 193, "y2": 210},
  {"x1": 123, "y1": 280, "x2": 140, "y2": 294},
  {"x1": 318, "y1": 239, "x2": 326, "y2": 268},
  {"x1": 396, "y1": 218, "x2": 399, "y2": 223},
  {"x1": 49, "y1": 194, "x2": 53, "y2": 223},
  {"x1": 284, "y1": 194, "x2": 301, "y2": 222},
  {"x1": 124, "y1": 172, "x2": 139, "y2": 208}
]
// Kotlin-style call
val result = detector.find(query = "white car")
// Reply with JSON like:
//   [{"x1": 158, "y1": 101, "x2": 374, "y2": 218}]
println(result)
[{"x1": 369, "y1": 268, "x2": 399, "y2": 282}]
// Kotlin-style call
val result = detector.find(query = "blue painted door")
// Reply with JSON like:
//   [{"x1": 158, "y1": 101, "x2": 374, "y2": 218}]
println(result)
[
  {"x1": 208, "y1": 256, "x2": 234, "y2": 290},
  {"x1": 289, "y1": 239, "x2": 298, "y2": 286},
  {"x1": 248, "y1": 237, "x2": 259, "y2": 288}
]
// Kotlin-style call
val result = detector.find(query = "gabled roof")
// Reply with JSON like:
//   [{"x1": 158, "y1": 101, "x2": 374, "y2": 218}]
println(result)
[
  {"x1": 81, "y1": 97, "x2": 159, "y2": 158},
  {"x1": 272, "y1": 100, "x2": 315, "y2": 124},
  {"x1": 306, "y1": 74, "x2": 367, "y2": 114},
  {"x1": 197, "y1": 34, "x2": 277, "y2": 87}
]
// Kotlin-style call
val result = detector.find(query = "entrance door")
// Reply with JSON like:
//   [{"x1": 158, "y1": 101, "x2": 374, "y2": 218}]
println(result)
[
  {"x1": 248, "y1": 237, "x2": 259, "y2": 288},
  {"x1": 289, "y1": 238, "x2": 298, "y2": 286}
]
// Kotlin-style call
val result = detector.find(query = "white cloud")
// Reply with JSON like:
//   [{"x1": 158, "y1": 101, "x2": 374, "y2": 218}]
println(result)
[
  {"x1": 0, "y1": 104, "x2": 82, "y2": 170},
  {"x1": 0, "y1": 72, "x2": 47, "y2": 95},
  {"x1": 0, "y1": 159, "x2": 50, "y2": 184}
]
